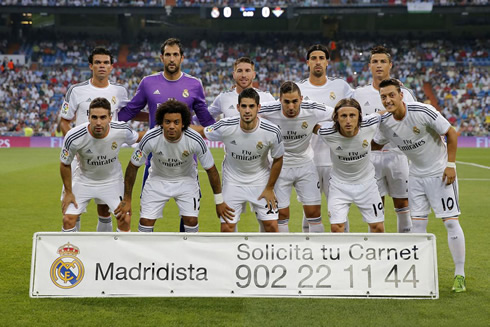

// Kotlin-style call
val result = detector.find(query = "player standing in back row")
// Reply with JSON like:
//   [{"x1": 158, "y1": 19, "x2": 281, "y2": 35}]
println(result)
[
  {"x1": 297, "y1": 44, "x2": 354, "y2": 232},
  {"x1": 353, "y1": 46, "x2": 417, "y2": 233}
]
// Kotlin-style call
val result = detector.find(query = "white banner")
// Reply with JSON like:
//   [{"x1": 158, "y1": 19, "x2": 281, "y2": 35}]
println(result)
[{"x1": 30, "y1": 233, "x2": 438, "y2": 299}]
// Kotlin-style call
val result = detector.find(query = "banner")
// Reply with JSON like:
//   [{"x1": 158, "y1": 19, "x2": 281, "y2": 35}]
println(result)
[{"x1": 30, "y1": 233, "x2": 438, "y2": 299}]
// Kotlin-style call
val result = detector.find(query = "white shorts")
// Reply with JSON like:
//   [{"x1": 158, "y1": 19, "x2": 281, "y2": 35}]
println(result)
[
  {"x1": 222, "y1": 184, "x2": 279, "y2": 224},
  {"x1": 409, "y1": 175, "x2": 461, "y2": 219},
  {"x1": 316, "y1": 165, "x2": 332, "y2": 198},
  {"x1": 140, "y1": 178, "x2": 201, "y2": 219},
  {"x1": 60, "y1": 162, "x2": 106, "y2": 207},
  {"x1": 328, "y1": 178, "x2": 384, "y2": 225},
  {"x1": 65, "y1": 180, "x2": 123, "y2": 216},
  {"x1": 276, "y1": 162, "x2": 321, "y2": 209},
  {"x1": 371, "y1": 151, "x2": 409, "y2": 198}
]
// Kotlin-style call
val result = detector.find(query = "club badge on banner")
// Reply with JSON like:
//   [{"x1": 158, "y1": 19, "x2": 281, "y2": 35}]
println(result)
[{"x1": 30, "y1": 233, "x2": 438, "y2": 299}]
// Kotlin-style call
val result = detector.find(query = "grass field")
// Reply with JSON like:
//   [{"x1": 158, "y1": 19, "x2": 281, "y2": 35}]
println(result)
[{"x1": 0, "y1": 147, "x2": 489, "y2": 326}]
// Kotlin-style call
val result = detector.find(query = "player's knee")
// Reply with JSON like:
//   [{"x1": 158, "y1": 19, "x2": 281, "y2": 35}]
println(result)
[
  {"x1": 369, "y1": 222, "x2": 385, "y2": 233},
  {"x1": 443, "y1": 218, "x2": 460, "y2": 231},
  {"x1": 331, "y1": 223, "x2": 345, "y2": 233},
  {"x1": 139, "y1": 218, "x2": 155, "y2": 227},
  {"x1": 97, "y1": 204, "x2": 110, "y2": 216},
  {"x1": 182, "y1": 216, "x2": 198, "y2": 227},
  {"x1": 221, "y1": 223, "x2": 236, "y2": 233},
  {"x1": 393, "y1": 198, "x2": 409, "y2": 208},
  {"x1": 303, "y1": 205, "x2": 321, "y2": 218},
  {"x1": 263, "y1": 220, "x2": 278, "y2": 233},
  {"x1": 278, "y1": 209, "x2": 289, "y2": 220},
  {"x1": 63, "y1": 214, "x2": 79, "y2": 228}
]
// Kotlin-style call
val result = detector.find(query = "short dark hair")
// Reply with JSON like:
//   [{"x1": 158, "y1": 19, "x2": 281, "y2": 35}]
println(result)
[
  {"x1": 155, "y1": 99, "x2": 191, "y2": 130},
  {"x1": 280, "y1": 81, "x2": 301, "y2": 97},
  {"x1": 88, "y1": 47, "x2": 114, "y2": 65},
  {"x1": 234, "y1": 57, "x2": 255, "y2": 70},
  {"x1": 379, "y1": 78, "x2": 401, "y2": 92},
  {"x1": 160, "y1": 38, "x2": 184, "y2": 56},
  {"x1": 306, "y1": 44, "x2": 330, "y2": 61},
  {"x1": 333, "y1": 98, "x2": 362, "y2": 131},
  {"x1": 238, "y1": 88, "x2": 260, "y2": 105},
  {"x1": 89, "y1": 97, "x2": 112, "y2": 114},
  {"x1": 370, "y1": 45, "x2": 392, "y2": 63}
]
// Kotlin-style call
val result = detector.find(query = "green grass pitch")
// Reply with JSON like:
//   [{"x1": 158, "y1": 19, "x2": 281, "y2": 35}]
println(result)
[{"x1": 0, "y1": 147, "x2": 489, "y2": 326}]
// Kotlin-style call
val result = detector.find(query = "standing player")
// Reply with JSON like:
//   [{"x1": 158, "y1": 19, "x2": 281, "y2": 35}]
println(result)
[
  {"x1": 353, "y1": 46, "x2": 417, "y2": 233},
  {"x1": 59, "y1": 46, "x2": 129, "y2": 232},
  {"x1": 115, "y1": 100, "x2": 233, "y2": 232},
  {"x1": 60, "y1": 98, "x2": 140, "y2": 232},
  {"x1": 374, "y1": 78, "x2": 466, "y2": 292},
  {"x1": 297, "y1": 44, "x2": 354, "y2": 232},
  {"x1": 118, "y1": 37, "x2": 214, "y2": 128},
  {"x1": 192, "y1": 88, "x2": 284, "y2": 232},
  {"x1": 117, "y1": 38, "x2": 215, "y2": 232},
  {"x1": 314, "y1": 98, "x2": 385, "y2": 233},
  {"x1": 208, "y1": 57, "x2": 275, "y2": 119},
  {"x1": 259, "y1": 81, "x2": 333, "y2": 233}
]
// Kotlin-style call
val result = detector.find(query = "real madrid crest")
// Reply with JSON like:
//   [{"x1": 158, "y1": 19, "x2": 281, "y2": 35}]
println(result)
[
  {"x1": 50, "y1": 243, "x2": 85, "y2": 289},
  {"x1": 256, "y1": 141, "x2": 264, "y2": 150},
  {"x1": 413, "y1": 126, "x2": 420, "y2": 134},
  {"x1": 329, "y1": 92, "x2": 336, "y2": 101},
  {"x1": 111, "y1": 96, "x2": 116, "y2": 105},
  {"x1": 182, "y1": 150, "x2": 190, "y2": 158},
  {"x1": 111, "y1": 142, "x2": 118, "y2": 150},
  {"x1": 301, "y1": 121, "x2": 308, "y2": 129},
  {"x1": 362, "y1": 139, "x2": 369, "y2": 148},
  {"x1": 182, "y1": 89, "x2": 189, "y2": 98}
]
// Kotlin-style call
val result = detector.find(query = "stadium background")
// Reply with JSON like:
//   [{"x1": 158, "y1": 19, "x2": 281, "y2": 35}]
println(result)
[{"x1": 0, "y1": 2, "x2": 489, "y2": 326}]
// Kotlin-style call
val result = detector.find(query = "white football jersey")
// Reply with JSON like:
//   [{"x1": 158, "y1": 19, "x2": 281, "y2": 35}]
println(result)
[
  {"x1": 375, "y1": 102, "x2": 452, "y2": 178},
  {"x1": 318, "y1": 114, "x2": 381, "y2": 184},
  {"x1": 208, "y1": 87, "x2": 275, "y2": 119},
  {"x1": 204, "y1": 117, "x2": 284, "y2": 186},
  {"x1": 354, "y1": 83, "x2": 417, "y2": 153},
  {"x1": 259, "y1": 100, "x2": 333, "y2": 167},
  {"x1": 60, "y1": 122, "x2": 138, "y2": 185},
  {"x1": 60, "y1": 79, "x2": 129, "y2": 125},
  {"x1": 131, "y1": 127, "x2": 214, "y2": 182},
  {"x1": 297, "y1": 77, "x2": 354, "y2": 167}
]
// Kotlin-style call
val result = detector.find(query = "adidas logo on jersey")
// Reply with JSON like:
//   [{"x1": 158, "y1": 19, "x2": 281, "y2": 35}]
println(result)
[
  {"x1": 86, "y1": 98, "x2": 92, "y2": 102},
  {"x1": 153, "y1": 90, "x2": 160, "y2": 95},
  {"x1": 336, "y1": 146, "x2": 342, "y2": 150},
  {"x1": 230, "y1": 140, "x2": 237, "y2": 145},
  {"x1": 364, "y1": 101, "x2": 370, "y2": 106},
  {"x1": 304, "y1": 96, "x2": 310, "y2": 101},
  {"x1": 156, "y1": 151, "x2": 163, "y2": 155},
  {"x1": 85, "y1": 149, "x2": 92, "y2": 153},
  {"x1": 393, "y1": 132, "x2": 399, "y2": 137},
  {"x1": 228, "y1": 105, "x2": 235, "y2": 110}
]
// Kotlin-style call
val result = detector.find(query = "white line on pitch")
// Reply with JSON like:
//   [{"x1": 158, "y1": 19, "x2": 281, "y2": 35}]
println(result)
[
  {"x1": 458, "y1": 178, "x2": 490, "y2": 181},
  {"x1": 456, "y1": 161, "x2": 490, "y2": 170}
]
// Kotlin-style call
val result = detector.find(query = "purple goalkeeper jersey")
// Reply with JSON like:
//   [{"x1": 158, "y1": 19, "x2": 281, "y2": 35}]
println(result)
[{"x1": 118, "y1": 72, "x2": 215, "y2": 128}]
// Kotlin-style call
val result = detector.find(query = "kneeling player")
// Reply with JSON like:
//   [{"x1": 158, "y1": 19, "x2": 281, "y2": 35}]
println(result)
[
  {"x1": 314, "y1": 98, "x2": 384, "y2": 233},
  {"x1": 115, "y1": 100, "x2": 233, "y2": 232}
]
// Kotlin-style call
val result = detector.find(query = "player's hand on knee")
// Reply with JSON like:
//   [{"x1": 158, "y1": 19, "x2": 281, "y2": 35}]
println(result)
[
  {"x1": 258, "y1": 187, "x2": 277, "y2": 211},
  {"x1": 217, "y1": 202, "x2": 235, "y2": 222},
  {"x1": 114, "y1": 200, "x2": 131, "y2": 220},
  {"x1": 61, "y1": 192, "x2": 77, "y2": 214},
  {"x1": 442, "y1": 167, "x2": 456, "y2": 185}
]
